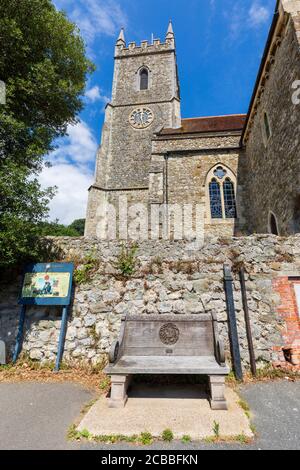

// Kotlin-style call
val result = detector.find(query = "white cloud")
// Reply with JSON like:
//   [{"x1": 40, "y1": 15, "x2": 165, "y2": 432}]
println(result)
[
  {"x1": 40, "y1": 120, "x2": 97, "y2": 224},
  {"x1": 224, "y1": 0, "x2": 271, "y2": 40},
  {"x1": 85, "y1": 85, "x2": 101, "y2": 102},
  {"x1": 85, "y1": 85, "x2": 110, "y2": 108},
  {"x1": 40, "y1": 163, "x2": 93, "y2": 225},
  {"x1": 248, "y1": 3, "x2": 270, "y2": 27},
  {"x1": 55, "y1": 0, "x2": 127, "y2": 47},
  {"x1": 51, "y1": 120, "x2": 98, "y2": 166}
]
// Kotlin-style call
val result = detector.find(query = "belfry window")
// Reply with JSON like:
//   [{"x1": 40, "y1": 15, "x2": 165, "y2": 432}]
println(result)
[
  {"x1": 140, "y1": 68, "x2": 149, "y2": 90},
  {"x1": 208, "y1": 166, "x2": 237, "y2": 221}
]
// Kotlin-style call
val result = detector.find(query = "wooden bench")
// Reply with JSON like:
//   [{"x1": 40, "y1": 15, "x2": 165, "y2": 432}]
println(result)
[{"x1": 105, "y1": 314, "x2": 230, "y2": 410}]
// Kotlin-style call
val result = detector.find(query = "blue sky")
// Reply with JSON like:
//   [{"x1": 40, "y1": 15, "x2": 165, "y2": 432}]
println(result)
[{"x1": 41, "y1": 0, "x2": 276, "y2": 224}]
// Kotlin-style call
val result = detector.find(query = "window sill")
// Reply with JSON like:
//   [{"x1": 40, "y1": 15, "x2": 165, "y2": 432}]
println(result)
[{"x1": 206, "y1": 219, "x2": 237, "y2": 225}]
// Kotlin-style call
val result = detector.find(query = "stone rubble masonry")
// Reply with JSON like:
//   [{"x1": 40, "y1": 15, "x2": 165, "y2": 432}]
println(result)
[
  {"x1": 0, "y1": 235, "x2": 300, "y2": 369},
  {"x1": 243, "y1": 4, "x2": 300, "y2": 235},
  {"x1": 85, "y1": 31, "x2": 181, "y2": 238},
  {"x1": 149, "y1": 133, "x2": 246, "y2": 238}
]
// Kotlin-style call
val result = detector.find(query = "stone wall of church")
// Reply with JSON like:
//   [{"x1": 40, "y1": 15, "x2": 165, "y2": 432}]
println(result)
[
  {"x1": 86, "y1": 41, "x2": 181, "y2": 237},
  {"x1": 150, "y1": 133, "x2": 246, "y2": 238},
  {"x1": 102, "y1": 102, "x2": 175, "y2": 190},
  {"x1": 243, "y1": 11, "x2": 300, "y2": 235},
  {"x1": 1, "y1": 235, "x2": 300, "y2": 370},
  {"x1": 85, "y1": 187, "x2": 150, "y2": 239}
]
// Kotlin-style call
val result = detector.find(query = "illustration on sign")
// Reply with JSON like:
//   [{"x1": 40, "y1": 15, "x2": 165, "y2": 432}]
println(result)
[{"x1": 22, "y1": 272, "x2": 71, "y2": 298}]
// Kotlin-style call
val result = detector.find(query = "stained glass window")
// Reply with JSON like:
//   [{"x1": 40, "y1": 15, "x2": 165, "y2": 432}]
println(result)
[
  {"x1": 223, "y1": 178, "x2": 237, "y2": 219},
  {"x1": 140, "y1": 69, "x2": 149, "y2": 90},
  {"x1": 209, "y1": 179, "x2": 223, "y2": 219}
]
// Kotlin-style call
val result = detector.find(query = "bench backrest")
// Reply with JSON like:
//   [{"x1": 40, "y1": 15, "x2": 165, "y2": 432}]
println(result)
[{"x1": 122, "y1": 314, "x2": 215, "y2": 357}]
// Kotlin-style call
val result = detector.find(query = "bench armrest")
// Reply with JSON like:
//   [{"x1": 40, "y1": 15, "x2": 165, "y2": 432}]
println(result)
[
  {"x1": 109, "y1": 341, "x2": 120, "y2": 364},
  {"x1": 217, "y1": 339, "x2": 226, "y2": 367},
  {"x1": 108, "y1": 316, "x2": 127, "y2": 364}
]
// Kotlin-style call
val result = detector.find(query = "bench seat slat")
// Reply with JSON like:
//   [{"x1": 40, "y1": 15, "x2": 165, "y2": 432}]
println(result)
[{"x1": 105, "y1": 355, "x2": 230, "y2": 376}]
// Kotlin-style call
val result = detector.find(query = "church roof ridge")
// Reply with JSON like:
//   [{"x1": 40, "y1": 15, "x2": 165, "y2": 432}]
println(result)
[
  {"x1": 158, "y1": 115, "x2": 247, "y2": 136},
  {"x1": 182, "y1": 114, "x2": 247, "y2": 121}
]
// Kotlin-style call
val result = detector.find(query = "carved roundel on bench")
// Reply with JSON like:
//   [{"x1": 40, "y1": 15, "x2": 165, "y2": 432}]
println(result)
[{"x1": 159, "y1": 323, "x2": 180, "y2": 345}]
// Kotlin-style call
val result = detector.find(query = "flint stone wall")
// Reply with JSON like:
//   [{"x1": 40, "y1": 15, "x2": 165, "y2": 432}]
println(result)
[
  {"x1": 1, "y1": 235, "x2": 300, "y2": 369},
  {"x1": 243, "y1": 12, "x2": 300, "y2": 235}
]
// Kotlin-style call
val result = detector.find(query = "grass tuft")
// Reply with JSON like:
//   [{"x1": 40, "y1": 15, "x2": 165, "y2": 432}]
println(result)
[
  {"x1": 213, "y1": 421, "x2": 220, "y2": 438},
  {"x1": 181, "y1": 435, "x2": 192, "y2": 444},
  {"x1": 140, "y1": 431, "x2": 153, "y2": 446},
  {"x1": 162, "y1": 429, "x2": 174, "y2": 442}
]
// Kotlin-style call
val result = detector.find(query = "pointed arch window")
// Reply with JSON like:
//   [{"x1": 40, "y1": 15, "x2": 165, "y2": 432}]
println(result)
[
  {"x1": 140, "y1": 68, "x2": 149, "y2": 90},
  {"x1": 207, "y1": 166, "x2": 237, "y2": 221}
]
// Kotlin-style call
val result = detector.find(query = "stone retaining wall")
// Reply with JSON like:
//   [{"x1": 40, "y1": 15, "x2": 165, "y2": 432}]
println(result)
[{"x1": 1, "y1": 235, "x2": 300, "y2": 369}]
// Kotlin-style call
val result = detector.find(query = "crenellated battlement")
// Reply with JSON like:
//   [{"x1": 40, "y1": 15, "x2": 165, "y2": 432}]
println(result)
[
  {"x1": 115, "y1": 40, "x2": 174, "y2": 57},
  {"x1": 115, "y1": 22, "x2": 175, "y2": 57}
]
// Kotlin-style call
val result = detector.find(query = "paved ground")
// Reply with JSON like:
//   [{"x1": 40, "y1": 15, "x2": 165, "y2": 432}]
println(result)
[
  {"x1": 0, "y1": 380, "x2": 299, "y2": 450},
  {"x1": 0, "y1": 382, "x2": 94, "y2": 450},
  {"x1": 78, "y1": 384, "x2": 251, "y2": 440}
]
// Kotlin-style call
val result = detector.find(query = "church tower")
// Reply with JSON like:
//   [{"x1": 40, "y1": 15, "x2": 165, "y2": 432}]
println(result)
[{"x1": 85, "y1": 22, "x2": 181, "y2": 237}]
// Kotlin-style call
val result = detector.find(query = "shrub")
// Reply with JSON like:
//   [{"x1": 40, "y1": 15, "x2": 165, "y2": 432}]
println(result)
[
  {"x1": 74, "y1": 253, "x2": 99, "y2": 284},
  {"x1": 116, "y1": 243, "x2": 138, "y2": 277}
]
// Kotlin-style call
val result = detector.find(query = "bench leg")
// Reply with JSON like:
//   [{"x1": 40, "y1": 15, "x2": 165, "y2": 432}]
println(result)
[
  {"x1": 108, "y1": 375, "x2": 131, "y2": 408},
  {"x1": 208, "y1": 375, "x2": 228, "y2": 411}
]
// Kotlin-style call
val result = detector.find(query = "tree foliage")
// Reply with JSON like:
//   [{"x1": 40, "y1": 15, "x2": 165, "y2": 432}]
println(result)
[
  {"x1": 38, "y1": 219, "x2": 86, "y2": 237},
  {"x1": 0, "y1": 0, "x2": 94, "y2": 269},
  {"x1": 69, "y1": 219, "x2": 85, "y2": 236}
]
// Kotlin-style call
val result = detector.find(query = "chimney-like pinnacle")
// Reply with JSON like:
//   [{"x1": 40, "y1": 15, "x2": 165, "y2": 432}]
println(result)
[
  {"x1": 166, "y1": 20, "x2": 174, "y2": 38},
  {"x1": 116, "y1": 28, "x2": 125, "y2": 45}
]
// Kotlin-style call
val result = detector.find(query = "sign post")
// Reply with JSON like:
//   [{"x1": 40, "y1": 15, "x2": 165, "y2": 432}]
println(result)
[{"x1": 14, "y1": 262, "x2": 74, "y2": 371}]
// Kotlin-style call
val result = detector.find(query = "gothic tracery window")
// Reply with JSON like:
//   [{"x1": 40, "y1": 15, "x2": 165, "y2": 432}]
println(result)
[
  {"x1": 140, "y1": 68, "x2": 149, "y2": 90},
  {"x1": 208, "y1": 166, "x2": 237, "y2": 220}
]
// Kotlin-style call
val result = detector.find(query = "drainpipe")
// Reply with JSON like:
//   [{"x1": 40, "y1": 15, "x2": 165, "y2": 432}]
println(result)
[
  {"x1": 164, "y1": 153, "x2": 169, "y2": 206},
  {"x1": 239, "y1": 267, "x2": 257, "y2": 376},
  {"x1": 164, "y1": 154, "x2": 169, "y2": 238}
]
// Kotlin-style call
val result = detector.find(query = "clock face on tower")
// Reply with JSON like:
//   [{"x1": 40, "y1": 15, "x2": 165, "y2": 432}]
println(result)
[{"x1": 129, "y1": 107, "x2": 154, "y2": 129}]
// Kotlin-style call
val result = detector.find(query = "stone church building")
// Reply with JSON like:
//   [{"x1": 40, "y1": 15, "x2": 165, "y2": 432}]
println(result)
[{"x1": 86, "y1": 0, "x2": 300, "y2": 241}]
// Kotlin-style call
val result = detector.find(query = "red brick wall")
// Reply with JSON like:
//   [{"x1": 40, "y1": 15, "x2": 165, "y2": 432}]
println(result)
[{"x1": 273, "y1": 277, "x2": 300, "y2": 367}]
